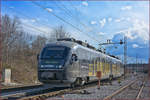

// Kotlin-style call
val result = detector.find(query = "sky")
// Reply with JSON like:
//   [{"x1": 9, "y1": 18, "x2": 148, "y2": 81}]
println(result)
[{"x1": 1, "y1": 1, "x2": 149, "y2": 63}]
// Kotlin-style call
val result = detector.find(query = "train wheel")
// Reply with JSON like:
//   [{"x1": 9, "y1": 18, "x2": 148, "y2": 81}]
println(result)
[
  {"x1": 76, "y1": 78, "x2": 85, "y2": 86},
  {"x1": 81, "y1": 79, "x2": 85, "y2": 85},
  {"x1": 86, "y1": 77, "x2": 89, "y2": 83},
  {"x1": 70, "y1": 83, "x2": 75, "y2": 88}
]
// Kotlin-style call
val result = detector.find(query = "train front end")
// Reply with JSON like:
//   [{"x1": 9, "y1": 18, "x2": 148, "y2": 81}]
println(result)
[{"x1": 37, "y1": 44, "x2": 71, "y2": 84}]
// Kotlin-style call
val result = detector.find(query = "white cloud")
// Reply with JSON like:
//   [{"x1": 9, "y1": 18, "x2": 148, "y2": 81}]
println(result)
[
  {"x1": 82, "y1": 1, "x2": 88, "y2": 6},
  {"x1": 9, "y1": 6, "x2": 14, "y2": 9},
  {"x1": 46, "y1": 8, "x2": 53, "y2": 12},
  {"x1": 116, "y1": 19, "x2": 149, "y2": 44},
  {"x1": 132, "y1": 44, "x2": 139, "y2": 48},
  {"x1": 115, "y1": 19, "x2": 121, "y2": 23},
  {"x1": 31, "y1": 19, "x2": 36, "y2": 23},
  {"x1": 98, "y1": 32, "x2": 106, "y2": 35},
  {"x1": 115, "y1": 17, "x2": 125, "y2": 22},
  {"x1": 21, "y1": 18, "x2": 36, "y2": 23},
  {"x1": 90, "y1": 21, "x2": 97, "y2": 25},
  {"x1": 20, "y1": 18, "x2": 53, "y2": 36},
  {"x1": 126, "y1": 17, "x2": 131, "y2": 21},
  {"x1": 36, "y1": 18, "x2": 40, "y2": 21},
  {"x1": 108, "y1": 18, "x2": 112, "y2": 22},
  {"x1": 121, "y1": 6, "x2": 132, "y2": 10},
  {"x1": 99, "y1": 18, "x2": 106, "y2": 28}
]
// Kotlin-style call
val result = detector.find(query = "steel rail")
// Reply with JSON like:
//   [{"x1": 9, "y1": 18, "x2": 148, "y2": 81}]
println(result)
[
  {"x1": 104, "y1": 79, "x2": 137, "y2": 100},
  {"x1": 19, "y1": 77, "x2": 124, "y2": 100},
  {"x1": 136, "y1": 81, "x2": 145, "y2": 100},
  {"x1": 1, "y1": 84, "x2": 43, "y2": 93}
]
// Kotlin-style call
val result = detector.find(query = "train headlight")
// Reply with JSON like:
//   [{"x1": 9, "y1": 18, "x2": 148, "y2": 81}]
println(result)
[
  {"x1": 41, "y1": 65, "x2": 44, "y2": 68},
  {"x1": 58, "y1": 65, "x2": 62, "y2": 68}
]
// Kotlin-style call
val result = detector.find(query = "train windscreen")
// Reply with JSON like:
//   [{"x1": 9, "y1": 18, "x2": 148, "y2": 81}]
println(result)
[{"x1": 40, "y1": 46, "x2": 70, "y2": 66}]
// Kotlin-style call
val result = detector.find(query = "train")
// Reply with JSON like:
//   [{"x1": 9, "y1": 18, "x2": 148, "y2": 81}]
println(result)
[{"x1": 37, "y1": 38, "x2": 124, "y2": 87}]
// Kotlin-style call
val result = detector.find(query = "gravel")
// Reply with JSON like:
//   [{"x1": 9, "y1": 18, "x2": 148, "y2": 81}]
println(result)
[
  {"x1": 139, "y1": 78, "x2": 150, "y2": 99},
  {"x1": 47, "y1": 74, "x2": 145, "y2": 100},
  {"x1": 112, "y1": 79, "x2": 142, "y2": 99}
]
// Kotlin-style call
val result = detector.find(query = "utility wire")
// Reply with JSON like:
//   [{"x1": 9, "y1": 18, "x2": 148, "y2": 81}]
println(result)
[
  {"x1": 6, "y1": 6, "x2": 54, "y2": 30},
  {"x1": 59, "y1": 1, "x2": 95, "y2": 33},
  {"x1": 5, "y1": 6, "x2": 50, "y2": 35},
  {"x1": 67, "y1": 2, "x2": 106, "y2": 42},
  {"x1": 32, "y1": 1, "x2": 101, "y2": 44},
  {"x1": 32, "y1": 1, "x2": 83, "y2": 33}
]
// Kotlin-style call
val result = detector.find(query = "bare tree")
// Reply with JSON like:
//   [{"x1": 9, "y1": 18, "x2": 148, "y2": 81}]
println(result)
[
  {"x1": 49, "y1": 25, "x2": 70, "y2": 41},
  {"x1": 1, "y1": 14, "x2": 39, "y2": 83},
  {"x1": 1, "y1": 15, "x2": 71, "y2": 84},
  {"x1": 32, "y1": 35, "x2": 47, "y2": 55},
  {"x1": 1, "y1": 15, "x2": 22, "y2": 67}
]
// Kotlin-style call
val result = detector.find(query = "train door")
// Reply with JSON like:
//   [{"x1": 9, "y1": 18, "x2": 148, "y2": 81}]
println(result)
[
  {"x1": 88, "y1": 52, "x2": 93, "y2": 76},
  {"x1": 112, "y1": 61, "x2": 116, "y2": 76},
  {"x1": 97, "y1": 57, "x2": 100, "y2": 72},
  {"x1": 107, "y1": 58, "x2": 111, "y2": 76},
  {"x1": 102, "y1": 58, "x2": 105, "y2": 77},
  {"x1": 100, "y1": 57, "x2": 103, "y2": 77},
  {"x1": 105, "y1": 58, "x2": 108, "y2": 76},
  {"x1": 110, "y1": 60, "x2": 113, "y2": 76},
  {"x1": 117, "y1": 62, "x2": 121, "y2": 75}
]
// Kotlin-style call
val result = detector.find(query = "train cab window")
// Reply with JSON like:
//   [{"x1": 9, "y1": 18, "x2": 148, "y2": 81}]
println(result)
[{"x1": 41, "y1": 46, "x2": 70, "y2": 59}]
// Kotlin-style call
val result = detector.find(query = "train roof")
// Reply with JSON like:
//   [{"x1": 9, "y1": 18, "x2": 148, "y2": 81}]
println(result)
[{"x1": 45, "y1": 38, "x2": 121, "y2": 62}]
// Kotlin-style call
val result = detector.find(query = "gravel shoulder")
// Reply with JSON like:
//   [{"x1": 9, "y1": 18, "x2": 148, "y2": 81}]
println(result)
[
  {"x1": 139, "y1": 79, "x2": 150, "y2": 99},
  {"x1": 48, "y1": 74, "x2": 145, "y2": 100}
]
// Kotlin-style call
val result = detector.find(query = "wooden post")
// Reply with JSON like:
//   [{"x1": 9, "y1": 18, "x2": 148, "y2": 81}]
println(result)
[{"x1": 96, "y1": 71, "x2": 101, "y2": 89}]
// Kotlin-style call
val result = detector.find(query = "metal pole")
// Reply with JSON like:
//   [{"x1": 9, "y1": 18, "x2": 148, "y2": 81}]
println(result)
[{"x1": 124, "y1": 36, "x2": 127, "y2": 78}]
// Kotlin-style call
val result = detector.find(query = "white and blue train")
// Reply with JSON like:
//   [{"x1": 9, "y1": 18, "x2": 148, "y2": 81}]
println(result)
[{"x1": 37, "y1": 38, "x2": 124, "y2": 87}]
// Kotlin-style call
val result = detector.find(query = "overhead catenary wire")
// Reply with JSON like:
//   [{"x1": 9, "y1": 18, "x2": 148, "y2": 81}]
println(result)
[
  {"x1": 53, "y1": 1, "x2": 95, "y2": 36},
  {"x1": 67, "y1": 2, "x2": 106, "y2": 42},
  {"x1": 4, "y1": 6, "x2": 51, "y2": 35},
  {"x1": 5, "y1": 6, "x2": 54, "y2": 31},
  {"x1": 32, "y1": 1, "x2": 83, "y2": 33},
  {"x1": 31, "y1": 1, "x2": 102, "y2": 44},
  {"x1": 58, "y1": 1, "x2": 104, "y2": 39}
]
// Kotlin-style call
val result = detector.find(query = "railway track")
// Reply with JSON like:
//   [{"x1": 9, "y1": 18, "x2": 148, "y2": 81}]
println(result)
[
  {"x1": 136, "y1": 81, "x2": 145, "y2": 100},
  {"x1": 2, "y1": 75, "x2": 143, "y2": 100},
  {"x1": 103, "y1": 76, "x2": 146, "y2": 100},
  {"x1": 1, "y1": 84, "x2": 43, "y2": 93},
  {"x1": 0, "y1": 84, "x2": 52, "y2": 100},
  {"x1": 1, "y1": 77, "x2": 122, "y2": 100}
]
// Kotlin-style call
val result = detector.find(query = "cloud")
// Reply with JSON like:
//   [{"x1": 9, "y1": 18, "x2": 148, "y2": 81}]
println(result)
[
  {"x1": 126, "y1": 17, "x2": 131, "y2": 21},
  {"x1": 111, "y1": 18, "x2": 149, "y2": 63},
  {"x1": 116, "y1": 19, "x2": 149, "y2": 44},
  {"x1": 99, "y1": 18, "x2": 106, "y2": 28},
  {"x1": 36, "y1": 18, "x2": 40, "y2": 21},
  {"x1": 90, "y1": 21, "x2": 97, "y2": 25},
  {"x1": 108, "y1": 18, "x2": 112, "y2": 22},
  {"x1": 20, "y1": 18, "x2": 52, "y2": 36},
  {"x1": 111, "y1": 33, "x2": 149, "y2": 63},
  {"x1": 121, "y1": 6, "x2": 132, "y2": 10},
  {"x1": 46, "y1": 8, "x2": 53, "y2": 12},
  {"x1": 132, "y1": 44, "x2": 139, "y2": 48},
  {"x1": 98, "y1": 32, "x2": 106, "y2": 35},
  {"x1": 82, "y1": 1, "x2": 88, "y2": 6},
  {"x1": 115, "y1": 19, "x2": 121, "y2": 23},
  {"x1": 31, "y1": 19, "x2": 36, "y2": 23},
  {"x1": 115, "y1": 17, "x2": 125, "y2": 23},
  {"x1": 9, "y1": 6, "x2": 14, "y2": 9},
  {"x1": 21, "y1": 18, "x2": 36, "y2": 23}
]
